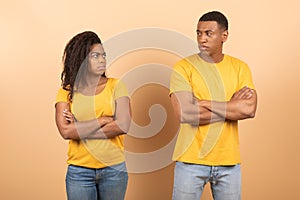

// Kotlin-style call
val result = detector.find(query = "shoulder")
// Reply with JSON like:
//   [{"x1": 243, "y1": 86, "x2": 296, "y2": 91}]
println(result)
[
  {"x1": 173, "y1": 54, "x2": 199, "y2": 72},
  {"x1": 175, "y1": 54, "x2": 198, "y2": 66},
  {"x1": 106, "y1": 78, "x2": 128, "y2": 98},
  {"x1": 56, "y1": 87, "x2": 70, "y2": 103},
  {"x1": 107, "y1": 77, "x2": 121, "y2": 87},
  {"x1": 225, "y1": 54, "x2": 248, "y2": 66},
  {"x1": 224, "y1": 55, "x2": 254, "y2": 82},
  {"x1": 57, "y1": 87, "x2": 70, "y2": 95},
  {"x1": 107, "y1": 78, "x2": 127, "y2": 90}
]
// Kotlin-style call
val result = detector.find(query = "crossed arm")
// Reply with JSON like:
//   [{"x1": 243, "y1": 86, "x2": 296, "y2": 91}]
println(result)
[
  {"x1": 170, "y1": 86, "x2": 257, "y2": 126},
  {"x1": 55, "y1": 96, "x2": 131, "y2": 140}
]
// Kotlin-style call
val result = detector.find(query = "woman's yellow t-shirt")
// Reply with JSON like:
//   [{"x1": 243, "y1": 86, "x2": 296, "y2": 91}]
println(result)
[{"x1": 56, "y1": 78, "x2": 128, "y2": 168}]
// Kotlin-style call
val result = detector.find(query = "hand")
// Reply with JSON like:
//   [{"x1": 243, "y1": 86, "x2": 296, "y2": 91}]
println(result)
[
  {"x1": 99, "y1": 116, "x2": 114, "y2": 127},
  {"x1": 231, "y1": 86, "x2": 254, "y2": 101},
  {"x1": 63, "y1": 109, "x2": 76, "y2": 123}
]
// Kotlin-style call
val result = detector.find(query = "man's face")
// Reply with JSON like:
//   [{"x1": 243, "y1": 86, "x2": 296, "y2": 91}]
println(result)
[{"x1": 196, "y1": 21, "x2": 228, "y2": 57}]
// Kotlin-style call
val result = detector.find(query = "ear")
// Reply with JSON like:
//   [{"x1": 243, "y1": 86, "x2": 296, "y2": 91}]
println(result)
[{"x1": 221, "y1": 30, "x2": 229, "y2": 43}]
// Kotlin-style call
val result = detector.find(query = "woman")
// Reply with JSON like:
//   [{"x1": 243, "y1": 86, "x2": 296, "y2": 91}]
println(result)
[{"x1": 55, "y1": 31, "x2": 130, "y2": 200}]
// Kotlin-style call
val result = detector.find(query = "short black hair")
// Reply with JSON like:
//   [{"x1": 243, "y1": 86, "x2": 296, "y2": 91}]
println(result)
[{"x1": 199, "y1": 11, "x2": 228, "y2": 31}]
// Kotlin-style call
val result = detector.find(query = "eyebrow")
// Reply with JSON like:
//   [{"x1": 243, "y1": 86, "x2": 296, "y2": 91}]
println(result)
[
  {"x1": 196, "y1": 30, "x2": 214, "y2": 35},
  {"x1": 197, "y1": 29, "x2": 213, "y2": 32},
  {"x1": 90, "y1": 52, "x2": 105, "y2": 55}
]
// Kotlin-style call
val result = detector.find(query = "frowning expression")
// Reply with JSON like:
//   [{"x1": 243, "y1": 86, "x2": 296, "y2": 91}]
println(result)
[
  {"x1": 197, "y1": 21, "x2": 228, "y2": 57},
  {"x1": 88, "y1": 43, "x2": 106, "y2": 76}
]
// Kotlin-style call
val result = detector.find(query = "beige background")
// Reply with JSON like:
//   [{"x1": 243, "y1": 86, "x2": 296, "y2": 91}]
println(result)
[{"x1": 1, "y1": 0, "x2": 300, "y2": 199}]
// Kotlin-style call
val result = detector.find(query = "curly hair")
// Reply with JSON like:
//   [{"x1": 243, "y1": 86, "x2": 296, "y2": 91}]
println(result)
[
  {"x1": 199, "y1": 11, "x2": 228, "y2": 31},
  {"x1": 61, "y1": 31, "x2": 105, "y2": 101}
]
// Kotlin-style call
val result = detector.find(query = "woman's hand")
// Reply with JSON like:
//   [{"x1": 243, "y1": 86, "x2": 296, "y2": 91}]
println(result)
[{"x1": 63, "y1": 109, "x2": 76, "y2": 123}]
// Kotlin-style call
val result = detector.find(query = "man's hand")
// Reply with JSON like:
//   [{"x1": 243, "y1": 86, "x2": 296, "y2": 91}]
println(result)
[
  {"x1": 98, "y1": 116, "x2": 114, "y2": 127},
  {"x1": 231, "y1": 86, "x2": 254, "y2": 101}
]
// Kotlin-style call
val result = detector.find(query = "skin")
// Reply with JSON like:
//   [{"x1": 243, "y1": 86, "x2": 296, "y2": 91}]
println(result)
[
  {"x1": 55, "y1": 43, "x2": 131, "y2": 140},
  {"x1": 170, "y1": 21, "x2": 257, "y2": 125},
  {"x1": 197, "y1": 21, "x2": 228, "y2": 63}
]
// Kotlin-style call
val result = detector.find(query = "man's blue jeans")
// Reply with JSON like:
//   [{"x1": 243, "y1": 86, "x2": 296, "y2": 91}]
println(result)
[
  {"x1": 172, "y1": 162, "x2": 241, "y2": 200},
  {"x1": 66, "y1": 162, "x2": 128, "y2": 200}
]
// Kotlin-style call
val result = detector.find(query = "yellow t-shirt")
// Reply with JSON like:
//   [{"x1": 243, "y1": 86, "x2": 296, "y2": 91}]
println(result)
[
  {"x1": 170, "y1": 54, "x2": 255, "y2": 165},
  {"x1": 56, "y1": 78, "x2": 128, "y2": 168}
]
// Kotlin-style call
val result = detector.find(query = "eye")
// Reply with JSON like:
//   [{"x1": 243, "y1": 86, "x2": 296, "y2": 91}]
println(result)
[
  {"x1": 196, "y1": 31, "x2": 201, "y2": 36},
  {"x1": 90, "y1": 52, "x2": 106, "y2": 59},
  {"x1": 206, "y1": 31, "x2": 213, "y2": 37},
  {"x1": 91, "y1": 53, "x2": 99, "y2": 58}
]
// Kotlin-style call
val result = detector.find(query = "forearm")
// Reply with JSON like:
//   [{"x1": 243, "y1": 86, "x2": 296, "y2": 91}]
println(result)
[
  {"x1": 200, "y1": 99, "x2": 256, "y2": 121},
  {"x1": 86, "y1": 96, "x2": 131, "y2": 139},
  {"x1": 171, "y1": 92, "x2": 224, "y2": 126},
  {"x1": 59, "y1": 117, "x2": 111, "y2": 140},
  {"x1": 87, "y1": 120, "x2": 129, "y2": 139},
  {"x1": 55, "y1": 102, "x2": 114, "y2": 140},
  {"x1": 198, "y1": 105, "x2": 225, "y2": 125}
]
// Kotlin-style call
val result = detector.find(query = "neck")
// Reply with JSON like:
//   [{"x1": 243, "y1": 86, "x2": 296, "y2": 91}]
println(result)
[
  {"x1": 199, "y1": 52, "x2": 224, "y2": 63},
  {"x1": 81, "y1": 75, "x2": 106, "y2": 89}
]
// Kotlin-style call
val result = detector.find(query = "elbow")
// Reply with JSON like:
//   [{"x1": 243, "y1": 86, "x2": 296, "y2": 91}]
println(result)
[
  {"x1": 59, "y1": 128, "x2": 77, "y2": 140},
  {"x1": 60, "y1": 130, "x2": 72, "y2": 140},
  {"x1": 243, "y1": 98, "x2": 257, "y2": 119},
  {"x1": 241, "y1": 107, "x2": 256, "y2": 119},
  {"x1": 246, "y1": 104, "x2": 257, "y2": 118},
  {"x1": 180, "y1": 113, "x2": 190, "y2": 123},
  {"x1": 180, "y1": 115, "x2": 188, "y2": 124},
  {"x1": 249, "y1": 110, "x2": 256, "y2": 118},
  {"x1": 248, "y1": 110, "x2": 256, "y2": 118},
  {"x1": 172, "y1": 109, "x2": 183, "y2": 123},
  {"x1": 117, "y1": 120, "x2": 131, "y2": 134},
  {"x1": 180, "y1": 111, "x2": 199, "y2": 126}
]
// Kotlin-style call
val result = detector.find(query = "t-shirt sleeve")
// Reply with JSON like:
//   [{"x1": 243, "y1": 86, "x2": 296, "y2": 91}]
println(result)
[
  {"x1": 113, "y1": 79, "x2": 129, "y2": 100},
  {"x1": 169, "y1": 60, "x2": 192, "y2": 95},
  {"x1": 56, "y1": 87, "x2": 70, "y2": 103},
  {"x1": 238, "y1": 63, "x2": 255, "y2": 90}
]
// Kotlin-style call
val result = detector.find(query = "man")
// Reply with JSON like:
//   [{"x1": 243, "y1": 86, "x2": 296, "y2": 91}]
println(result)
[{"x1": 170, "y1": 11, "x2": 257, "y2": 200}]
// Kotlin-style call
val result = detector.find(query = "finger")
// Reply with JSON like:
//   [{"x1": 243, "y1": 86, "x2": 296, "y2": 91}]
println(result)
[
  {"x1": 239, "y1": 87, "x2": 252, "y2": 98},
  {"x1": 63, "y1": 111, "x2": 75, "y2": 122},
  {"x1": 234, "y1": 87, "x2": 247, "y2": 99},
  {"x1": 245, "y1": 89, "x2": 254, "y2": 99},
  {"x1": 104, "y1": 117, "x2": 113, "y2": 123},
  {"x1": 64, "y1": 114, "x2": 73, "y2": 121},
  {"x1": 241, "y1": 88, "x2": 254, "y2": 99},
  {"x1": 63, "y1": 112, "x2": 72, "y2": 118},
  {"x1": 66, "y1": 117, "x2": 73, "y2": 122}
]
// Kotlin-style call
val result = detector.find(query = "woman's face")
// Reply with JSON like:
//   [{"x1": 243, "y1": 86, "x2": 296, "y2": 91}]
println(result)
[{"x1": 87, "y1": 43, "x2": 106, "y2": 76}]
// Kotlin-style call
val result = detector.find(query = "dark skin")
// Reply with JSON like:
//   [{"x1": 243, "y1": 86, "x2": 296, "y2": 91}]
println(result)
[
  {"x1": 170, "y1": 21, "x2": 257, "y2": 125},
  {"x1": 55, "y1": 44, "x2": 131, "y2": 140}
]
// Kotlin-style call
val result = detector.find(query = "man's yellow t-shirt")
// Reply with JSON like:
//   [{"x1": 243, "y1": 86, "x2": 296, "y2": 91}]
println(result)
[
  {"x1": 56, "y1": 78, "x2": 128, "y2": 168},
  {"x1": 170, "y1": 54, "x2": 255, "y2": 166}
]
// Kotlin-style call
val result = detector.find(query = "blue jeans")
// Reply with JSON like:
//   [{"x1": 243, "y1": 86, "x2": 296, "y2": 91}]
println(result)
[
  {"x1": 66, "y1": 162, "x2": 128, "y2": 200},
  {"x1": 172, "y1": 162, "x2": 241, "y2": 200}
]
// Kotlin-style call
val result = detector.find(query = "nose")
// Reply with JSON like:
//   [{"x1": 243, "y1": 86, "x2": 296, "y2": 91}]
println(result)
[
  {"x1": 198, "y1": 34, "x2": 207, "y2": 43},
  {"x1": 98, "y1": 54, "x2": 106, "y2": 63}
]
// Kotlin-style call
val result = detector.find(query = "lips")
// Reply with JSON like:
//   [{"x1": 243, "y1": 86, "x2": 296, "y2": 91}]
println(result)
[
  {"x1": 97, "y1": 66, "x2": 106, "y2": 70},
  {"x1": 199, "y1": 45, "x2": 209, "y2": 51}
]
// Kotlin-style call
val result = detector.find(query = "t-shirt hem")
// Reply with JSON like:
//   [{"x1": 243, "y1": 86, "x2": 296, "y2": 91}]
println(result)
[
  {"x1": 173, "y1": 158, "x2": 241, "y2": 166},
  {"x1": 67, "y1": 159, "x2": 125, "y2": 169}
]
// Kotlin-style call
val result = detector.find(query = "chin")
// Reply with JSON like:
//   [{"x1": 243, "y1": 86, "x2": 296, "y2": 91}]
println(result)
[{"x1": 199, "y1": 51, "x2": 210, "y2": 56}]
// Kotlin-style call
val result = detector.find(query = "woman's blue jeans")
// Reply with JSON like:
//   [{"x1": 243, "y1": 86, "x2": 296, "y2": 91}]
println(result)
[
  {"x1": 172, "y1": 161, "x2": 241, "y2": 200},
  {"x1": 66, "y1": 162, "x2": 128, "y2": 200}
]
